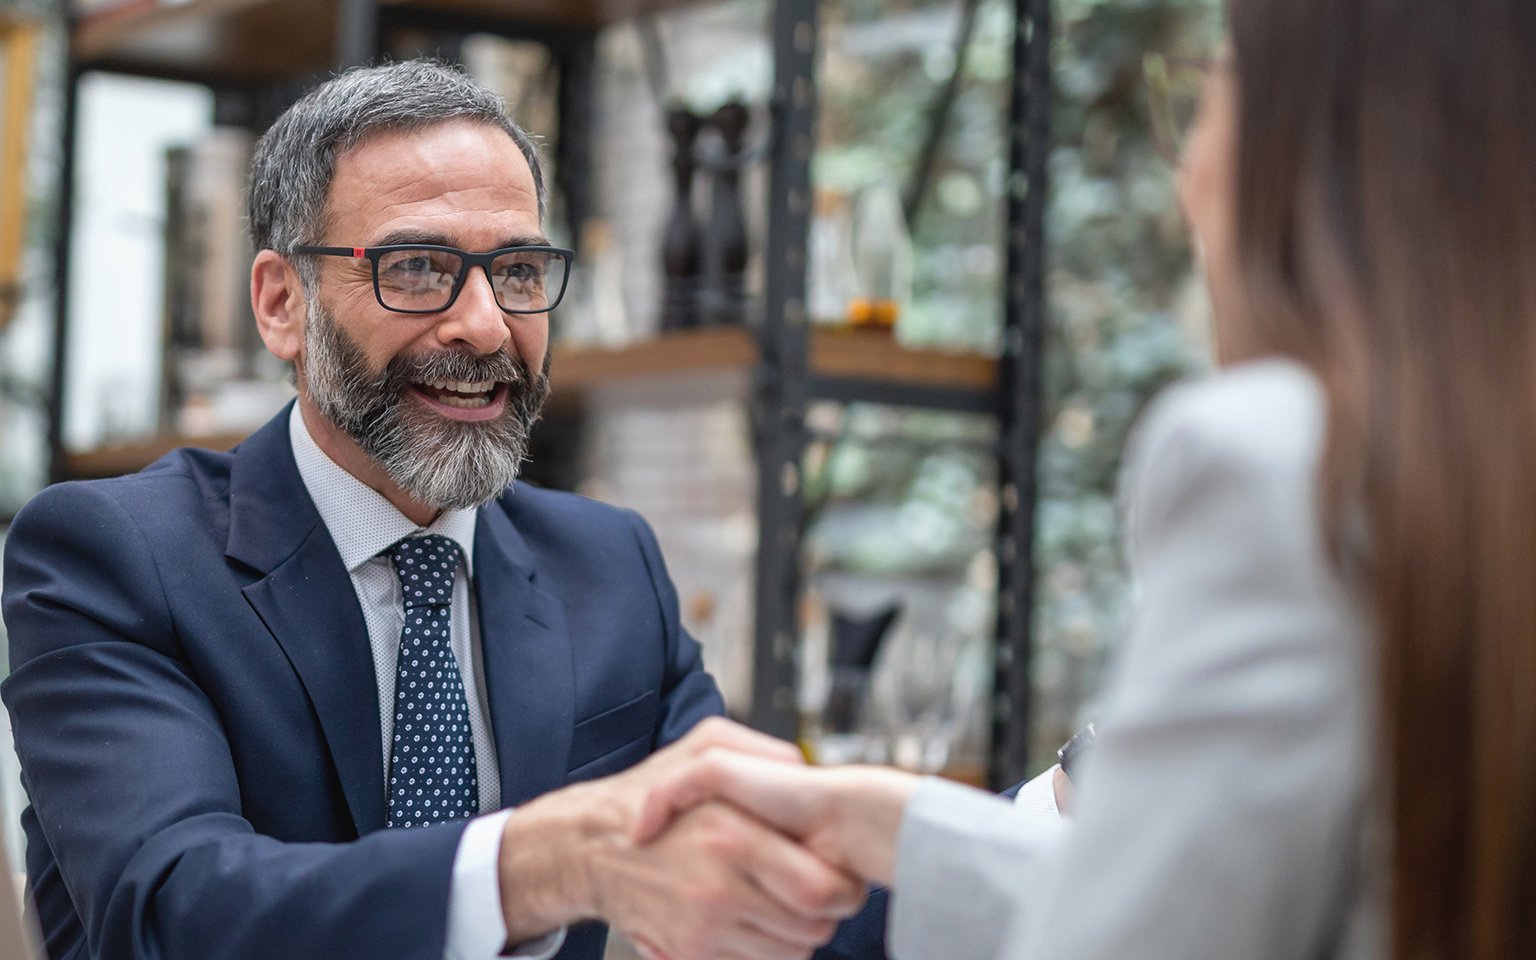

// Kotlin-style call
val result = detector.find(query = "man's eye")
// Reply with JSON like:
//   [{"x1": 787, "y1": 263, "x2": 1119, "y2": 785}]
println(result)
[
  {"x1": 380, "y1": 253, "x2": 460, "y2": 292},
  {"x1": 386, "y1": 256, "x2": 432, "y2": 274},
  {"x1": 496, "y1": 262, "x2": 543, "y2": 284}
]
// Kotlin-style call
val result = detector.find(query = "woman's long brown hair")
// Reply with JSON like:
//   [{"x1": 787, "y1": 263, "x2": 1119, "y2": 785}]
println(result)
[{"x1": 1225, "y1": 0, "x2": 1536, "y2": 955}]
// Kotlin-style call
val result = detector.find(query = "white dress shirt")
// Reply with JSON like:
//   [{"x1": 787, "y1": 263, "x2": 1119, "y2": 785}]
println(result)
[
  {"x1": 289, "y1": 406, "x2": 565, "y2": 960},
  {"x1": 1012, "y1": 765, "x2": 1062, "y2": 818}
]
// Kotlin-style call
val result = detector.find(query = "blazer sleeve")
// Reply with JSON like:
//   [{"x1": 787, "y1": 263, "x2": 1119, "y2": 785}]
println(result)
[
  {"x1": 887, "y1": 366, "x2": 1373, "y2": 960},
  {"x1": 2, "y1": 481, "x2": 468, "y2": 960},
  {"x1": 817, "y1": 776, "x2": 1037, "y2": 960},
  {"x1": 622, "y1": 508, "x2": 726, "y2": 747}
]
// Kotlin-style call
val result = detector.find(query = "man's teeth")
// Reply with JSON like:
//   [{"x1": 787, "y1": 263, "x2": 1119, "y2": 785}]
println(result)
[
  {"x1": 434, "y1": 394, "x2": 487, "y2": 409},
  {"x1": 423, "y1": 379, "x2": 495, "y2": 394},
  {"x1": 416, "y1": 379, "x2": 497, "y2": 409}
]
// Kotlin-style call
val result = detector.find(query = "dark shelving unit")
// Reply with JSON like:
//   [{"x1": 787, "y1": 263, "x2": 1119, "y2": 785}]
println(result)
[{"x1": 46, "y1": 0, "x2": 1049, "y2": 787}]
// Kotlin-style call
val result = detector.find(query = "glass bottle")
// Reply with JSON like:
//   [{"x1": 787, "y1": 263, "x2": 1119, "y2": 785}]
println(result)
[
  {"x1": 850, "y1": 180, "x2": 913, "y2": 330},
  {"x1": 807, "y1": 189, "x2": 859, "y2": 326}
]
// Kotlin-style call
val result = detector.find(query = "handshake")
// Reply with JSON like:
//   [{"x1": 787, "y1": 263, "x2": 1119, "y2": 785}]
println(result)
[{"x1": 495, "y1": 718, "x2": 923, "y2": 960}]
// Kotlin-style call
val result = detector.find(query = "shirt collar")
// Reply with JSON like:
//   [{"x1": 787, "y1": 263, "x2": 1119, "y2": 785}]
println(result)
[{"x1": 289, "y1": 403, "x2": 477, "y2": 574}]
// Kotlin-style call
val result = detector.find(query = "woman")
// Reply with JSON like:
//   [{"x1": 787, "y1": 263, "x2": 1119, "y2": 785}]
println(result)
[{"x1": 637, "y1": 1, "x2": 1536, "y2": 957}]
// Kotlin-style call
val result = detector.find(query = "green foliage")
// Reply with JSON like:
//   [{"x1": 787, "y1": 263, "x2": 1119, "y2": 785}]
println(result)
[
  {"x1": 805, "y1": 0, "x2": 1220, "y2": 765},
  {"x1": 1032, "y1": 0, "x2": 1217, "y2": 757}
]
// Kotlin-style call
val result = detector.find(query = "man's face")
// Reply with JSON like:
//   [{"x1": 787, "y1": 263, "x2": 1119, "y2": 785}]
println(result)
[{"x1": 296, "y1": 120, "x2": 551, "y2": 509}]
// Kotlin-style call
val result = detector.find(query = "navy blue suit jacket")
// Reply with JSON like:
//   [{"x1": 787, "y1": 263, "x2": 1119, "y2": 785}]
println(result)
[{"x1": 0, "y1": 407, "x2": 724, "y2": 960}]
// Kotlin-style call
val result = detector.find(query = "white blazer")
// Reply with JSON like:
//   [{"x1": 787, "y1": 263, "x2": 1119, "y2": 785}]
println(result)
[{"x1": 888, "y1": 360, "x2": 1386, "y2": 960}]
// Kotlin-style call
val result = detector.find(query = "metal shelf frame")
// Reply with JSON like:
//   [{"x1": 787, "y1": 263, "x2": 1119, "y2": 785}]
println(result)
[
  {"x1": 746, "y1": 0, "x2": 1050, "y2": 789},
  {"x1": 43, "y1": 0, "x2": 1050, "y2": 787},
  {"x1": 989, "y1": 0, "x2": 1051, "y2": 789}
]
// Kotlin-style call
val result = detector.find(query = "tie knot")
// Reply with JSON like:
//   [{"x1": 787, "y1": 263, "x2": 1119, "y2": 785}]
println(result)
[{"x1": 388, "y1": 535, "x2": 461, "y2": 610}]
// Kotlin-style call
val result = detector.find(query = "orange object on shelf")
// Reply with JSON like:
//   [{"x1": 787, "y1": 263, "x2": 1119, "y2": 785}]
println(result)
[
  {"x1": 869, "y1": 298, "x2": 899, "y2": 328},
  {"x1": 846, "y1": 297, "x2": 897, "y2": 329}
]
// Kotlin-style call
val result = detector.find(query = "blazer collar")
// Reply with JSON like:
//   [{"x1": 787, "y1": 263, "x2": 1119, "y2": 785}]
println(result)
[
  {"x1": 225, "y1": 401, "x2": 324, "y2": 575},
  {"x1": 474, "y1": 502, "x2": 576, "y2": 807},
  {"x1": 227, "y1": 403, "x2": 387, "y2": 835}
]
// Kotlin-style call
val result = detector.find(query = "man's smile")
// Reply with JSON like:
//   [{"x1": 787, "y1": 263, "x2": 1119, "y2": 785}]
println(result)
[{"x1": 408, "y1": 379, "x2": 509, "y2": 419}]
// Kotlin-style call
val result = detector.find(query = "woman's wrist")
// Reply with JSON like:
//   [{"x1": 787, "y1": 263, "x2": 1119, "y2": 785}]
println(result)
[{"x1": 824, "y1": 766, "x2": 920, "y2": 886}]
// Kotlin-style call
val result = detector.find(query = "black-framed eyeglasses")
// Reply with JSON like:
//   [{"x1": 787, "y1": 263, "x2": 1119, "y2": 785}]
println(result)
[{"x1": 292, "y1": 243, "x2": 574, "y2": 315}]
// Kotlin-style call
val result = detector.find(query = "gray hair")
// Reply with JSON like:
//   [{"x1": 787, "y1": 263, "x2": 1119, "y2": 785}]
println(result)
[{"x1": 247, "y1": 59, "x2": 546, "y2": 286}]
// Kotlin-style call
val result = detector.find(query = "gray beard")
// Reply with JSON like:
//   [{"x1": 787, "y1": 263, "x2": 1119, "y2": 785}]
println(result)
[{"x1": 301, "y1": 299, "x2": 550, "y2": 510}]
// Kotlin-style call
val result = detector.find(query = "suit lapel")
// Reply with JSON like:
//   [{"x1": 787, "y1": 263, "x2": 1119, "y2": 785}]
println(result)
[
  {"x1": 226, "y1": 407, "x2": 387, "y2": 836},
  {"x1": 474, "y1": 504, "x2": 575, "y2": 807}
]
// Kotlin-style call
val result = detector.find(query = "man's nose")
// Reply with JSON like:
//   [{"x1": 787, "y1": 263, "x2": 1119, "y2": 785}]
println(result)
[{"x1": 435, "y1": 266, "x2": 511, "y2": 355}]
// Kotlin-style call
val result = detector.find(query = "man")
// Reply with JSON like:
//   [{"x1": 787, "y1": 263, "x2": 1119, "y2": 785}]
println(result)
[{"x1": 1, "y1": 61, "x2": 860, "y2": 960}]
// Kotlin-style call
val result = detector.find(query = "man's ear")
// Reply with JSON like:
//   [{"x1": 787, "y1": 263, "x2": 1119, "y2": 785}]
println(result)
[{"x1": 252, "y1": 250, "x2": 307, "y2": 363}]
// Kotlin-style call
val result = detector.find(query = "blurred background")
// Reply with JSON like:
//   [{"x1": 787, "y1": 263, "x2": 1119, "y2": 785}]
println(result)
[{"x1": 0, "y1": 0, "x2": 1219, "y2": 929}]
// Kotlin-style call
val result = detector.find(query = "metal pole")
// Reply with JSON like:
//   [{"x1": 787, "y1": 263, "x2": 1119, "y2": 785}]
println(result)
[
  {"x1": 47, "y1": 64, "x2": 82, "y2": 484},
  {"x1": 749, "y1": 0, "x2": 817, "y2": 739},
  {"x1": 989, "y1": 0, "x2": 1051, "y2": 790},
  {"x1": 554, "y1": 33, "x2": 597, "y2": 245},
  {"x1": 335, "y1": 0, "x2": 381, "y2": 70}
]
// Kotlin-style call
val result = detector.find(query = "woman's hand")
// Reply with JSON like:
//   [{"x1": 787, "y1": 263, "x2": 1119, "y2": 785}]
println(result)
[{"x1": 632, "y1": 750, "x2": 921, "y2": 887}]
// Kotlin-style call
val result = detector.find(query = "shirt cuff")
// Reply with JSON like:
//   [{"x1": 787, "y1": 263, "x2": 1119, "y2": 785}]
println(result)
[
  {"x1": 1012, "y1": 765, "x2": 1061, "y2": 819},
  {"x1": 890, "y1": 777, "x2": 1063, "y2": 960},
  {"x1": 446, "y1": 809, "x2": 568, "y2": 960}
]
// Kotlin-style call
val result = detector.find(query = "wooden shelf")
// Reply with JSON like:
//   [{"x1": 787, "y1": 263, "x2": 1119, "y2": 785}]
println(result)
[
  {"x1": 553, "y1": 326, "x2": 999, "y2": 396},
  {"x1": 553, "y1": 326, "x2": 758, "y2": 393},
  {"x1": 60, "y1": 331, "x2": 997, "y2": 478},
  {"x1": 64, "y1": 431, "x2": 248, "y2": 480},
  {"x1": 72, "y1": 0, "x2": 712, "y2": 81},
  {"x1": 808, "y1": 328, "x2": 997, "y2": 393},
  {"x1": 406, "y1": 0, "x2": 706, "y2": 30}
]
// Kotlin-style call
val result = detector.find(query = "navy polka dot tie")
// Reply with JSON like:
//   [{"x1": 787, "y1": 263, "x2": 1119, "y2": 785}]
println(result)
[{"x1": 386, "y1": 535, "x2": 479, "y2": 828}]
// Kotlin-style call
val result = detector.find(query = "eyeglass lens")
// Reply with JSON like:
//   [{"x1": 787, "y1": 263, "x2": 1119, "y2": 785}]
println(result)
[{"x1": 375, "y1": 248, "x2": 568, "y2": 312}]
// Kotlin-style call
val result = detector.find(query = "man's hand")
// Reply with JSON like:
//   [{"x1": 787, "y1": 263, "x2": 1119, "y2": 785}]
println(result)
[
  {"x1": 632, "y1": 751, "x2": 920, "y2": 888},
  {"x1": 495, "y1": 718, "x2": 866, "y2": 960},
  {"x1": 589, "y1": 800, "x2": 863, "y2": 960}
]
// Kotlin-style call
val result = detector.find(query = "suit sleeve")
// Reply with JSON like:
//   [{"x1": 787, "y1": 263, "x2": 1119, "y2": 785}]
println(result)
[
  {"x1": 885, "y1": 380, "x2": 1371, "y2": 960},
  {"x1": 622, "y1": 509, "x2": 726, "y2": 747},
  {"x1": 2, "y1": 481, "x2": 468, "y2": 960}
]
